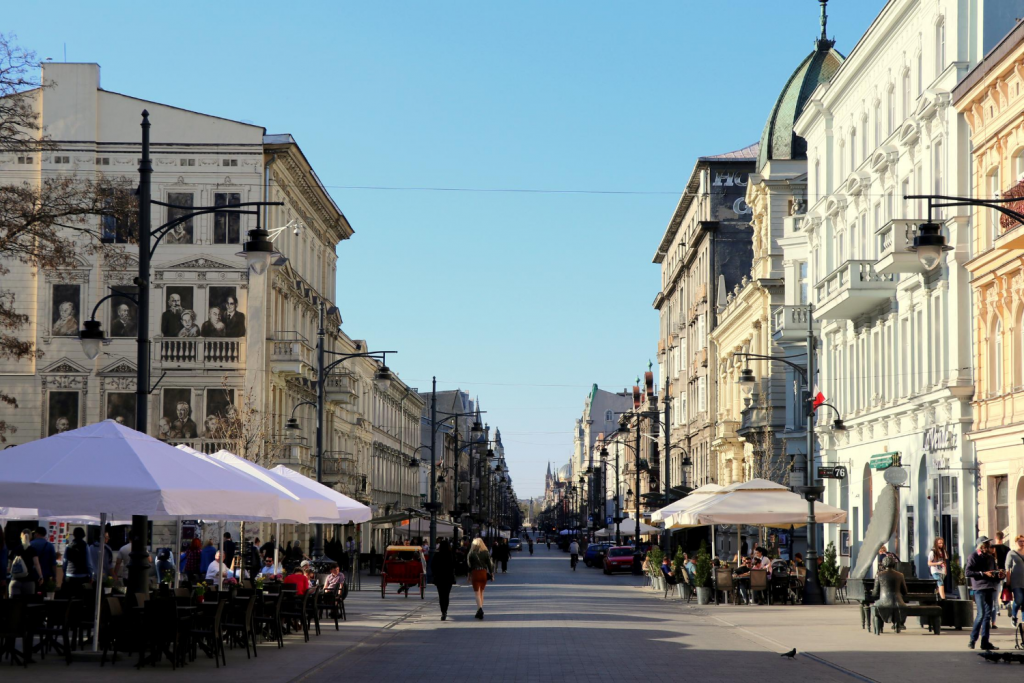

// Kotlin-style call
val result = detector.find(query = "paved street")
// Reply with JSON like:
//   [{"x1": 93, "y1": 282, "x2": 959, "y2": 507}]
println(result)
[{"x1": 8, "y1": 543, "x2": 1024, "y2": 681}]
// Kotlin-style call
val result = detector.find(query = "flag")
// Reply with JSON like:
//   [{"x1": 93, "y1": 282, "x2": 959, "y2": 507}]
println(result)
[{"x1": 811, "y1": 390, "x2": 826, "y2": 412}]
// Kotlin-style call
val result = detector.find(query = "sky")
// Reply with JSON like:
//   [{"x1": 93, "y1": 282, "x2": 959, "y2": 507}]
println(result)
[{"x1": 7, "y1": 1, "x2": 883, "y2": 498}]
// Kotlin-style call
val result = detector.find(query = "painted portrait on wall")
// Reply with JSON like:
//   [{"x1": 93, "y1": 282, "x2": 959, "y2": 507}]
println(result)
[
  {"x1": 105, "y1": 392, "x2": 136, "y2": 430},
  {"x1": 208, "y1": 286, "x2": 244, "y2": 337},
  {"x1": 48, "y1": 391, "x2": 80, "y2": 436},
  {"x1": 161, "y1": 286, "x2": 193, "y2": 337},
  {"x1": 204, "y1": 388, "x2": 236, "y2": 438},
  {"x1": 108, "y1": 285, "x2": 139, "y2": 338},
  {"x1": 51, "y1": 284, "x2": 81, "y2": 337},
  {"x1": 160, "y1": 387, "x2": 196, "y2": 440},
  {"x1": 164, "y1": 192, "x2": 194, "y2": 245}
]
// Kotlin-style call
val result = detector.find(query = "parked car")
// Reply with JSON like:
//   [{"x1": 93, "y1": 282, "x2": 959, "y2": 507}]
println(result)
[
  {"x1": 603, "y1": 546, "x2": 635, "y2": 574},
  {"x1": 583, "y1": 542, "x2": 613, "y2": 567},
  {"x1": 508, "y1": 537, "x2": 522, "y2": 551}
]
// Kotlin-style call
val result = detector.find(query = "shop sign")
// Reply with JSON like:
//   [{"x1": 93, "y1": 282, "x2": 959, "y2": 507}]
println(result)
[
  {"x1": 922, "y1": 425, "x2": 957, "y2": 452},
  {"x1": 870, "y1": 452, "x2": 900, "y2": 470}
]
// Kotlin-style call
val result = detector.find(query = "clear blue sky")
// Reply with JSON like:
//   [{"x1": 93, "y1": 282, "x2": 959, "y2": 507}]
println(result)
[{"x1": 10, "y1": 1, "x2": 882, "y2": 498}]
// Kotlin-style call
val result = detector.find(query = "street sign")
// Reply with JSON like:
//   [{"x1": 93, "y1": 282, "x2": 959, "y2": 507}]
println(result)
[
  {"x1": 883, "y1": 467, "x2": 908, "y2": 486},
  {"x1": 606, "y1": 516, "x2": 613, "y2": 525},
  {"x1": 817, "y1": 466, "x2": 847, "y2": 480},
  {"x1": 869, "y1": 452, "x2": 900, "y2": 470}
]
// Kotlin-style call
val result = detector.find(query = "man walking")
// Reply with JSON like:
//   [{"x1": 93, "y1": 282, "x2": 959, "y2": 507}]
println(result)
[
  {"x1": 993, "y1": 531, "x2": 1010, "y2": 629},
  {"x1": 966, "y1": 536, "x2": 1004, "y2": 650}
]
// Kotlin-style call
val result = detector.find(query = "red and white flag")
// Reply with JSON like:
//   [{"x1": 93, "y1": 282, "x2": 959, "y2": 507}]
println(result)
[{"x1": 811, "y1": 389, "x2": 826, "y2": 412}]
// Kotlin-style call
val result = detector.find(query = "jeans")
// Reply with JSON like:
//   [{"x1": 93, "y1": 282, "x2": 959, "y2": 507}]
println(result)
[
  {"x1": 1011, "y1": 587, "x2": 1024, "y2": 622},
  {"x1": 991, "y1": 585, "x2": 1002, "y2": 625},
  {"x1": 972, "y1": 588, "x2": 995, "y2": 645}
]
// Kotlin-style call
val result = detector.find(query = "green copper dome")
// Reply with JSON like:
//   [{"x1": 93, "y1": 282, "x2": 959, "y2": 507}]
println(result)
[{"x1": 756, "y1": 5, "x2": 844, "y2": 172}]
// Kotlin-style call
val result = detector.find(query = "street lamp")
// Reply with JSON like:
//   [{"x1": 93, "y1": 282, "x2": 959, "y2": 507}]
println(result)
[
  {"x1": 79, "y1": 111, "x2": 283, "y2": 596},
  {"x1": 738, "y1": 366, "x2": 756, "y2": 398},
  {"x1": 909, "y1": 221, "x2": 951, "y2": 271}
]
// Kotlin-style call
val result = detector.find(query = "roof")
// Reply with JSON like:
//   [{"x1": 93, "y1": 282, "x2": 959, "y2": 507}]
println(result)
[
  {"x1": 756, "y1": 44, "x2": 844, "y2": 172},
  {"x1": 953, "y1": 17, "x2": 1024, "y2": 106},
  {"x1": 702, "y1": 142, "x2": 760, "y2": 161}
]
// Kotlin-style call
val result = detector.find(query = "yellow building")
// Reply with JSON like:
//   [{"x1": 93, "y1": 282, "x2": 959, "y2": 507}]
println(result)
[{"x1": 956, "y1": 21, "x2": 1024, "y2": 542}]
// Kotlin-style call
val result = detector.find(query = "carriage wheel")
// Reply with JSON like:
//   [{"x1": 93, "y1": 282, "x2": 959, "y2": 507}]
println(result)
[
  {"x1": 381, "y1": 576, "x2": 386, "y2": 598},
  {"x1": 420, "y1": 577, "x2": 425, "y2": 600}
]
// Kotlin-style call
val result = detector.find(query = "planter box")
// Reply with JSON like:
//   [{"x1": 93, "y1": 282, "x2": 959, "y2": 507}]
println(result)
[
  {"x1": 940, "y1": 599, "x2": 974, "y2": 630},
  {"x1": 957, "y1": 585, "x2": 970, "y2": 601},
  {"x1": 823, "y1": 586, "x2": 837, "y2": 605},
  {"x1": 696, "y1": 587, "x2": 712, "y2": 605}
]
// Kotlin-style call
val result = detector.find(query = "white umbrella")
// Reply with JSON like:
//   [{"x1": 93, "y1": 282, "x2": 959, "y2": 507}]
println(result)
[
  {"x1": 269, "y1": 465, "x2": 372, "y2": 524},
  {"x1": 669, "y1": 478, "x2": 848, "y2": 528},
  {"x1": 603, "y1": 517, "x2": 662, "y2": 536},
  {"x1": 651, "y1": 483, "x2": 723, "y2": 523},
  {"x1": 394, "y1": 518, "x2": 456, "y2": 538}
]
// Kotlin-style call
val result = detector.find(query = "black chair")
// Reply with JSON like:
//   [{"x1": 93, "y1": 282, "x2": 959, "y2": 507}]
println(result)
[
  {"x1": 320, "y1": 583, "x2": 346, "y2": 629},
  {"x1": 279, "y1": 590, "x2": 310, "y2": 643},
  {"x1": 140, "y1": 597, "x2": 185, "y2": 669},
  {"x1": 189, "y1": 599, "x2": 226, "y2": 668},
  {"x1": 0, "y1": 599, "x2": 30, "y2": 667},
  {"x1": 221, "y1": 594, "x2": 258, "y2": 659},
  {"x1": 100, "y1": 596, "x2": 133, "y2": 666},
  {"x1": 305, "y1": 586, "x2": 322, "y2": 637},
  {"x1": 253, "y1": 591, "x2": 284, "y2": 649},
  {"x1": 35, "y1": 598, "x2": 73, "y2": 664}
]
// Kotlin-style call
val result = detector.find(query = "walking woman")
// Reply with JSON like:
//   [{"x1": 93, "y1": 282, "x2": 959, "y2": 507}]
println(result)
[
  {"x1": 1006, "y1": 535, "x2": 1024, "y2": 627},
  {"x1": 928, "y1": 537, "x2": 948, "y2": 600},
  {"x1": 467, "y1": 537, "x2": 494, "y2": 620},
  {"x1": 430, "y1": 539, "x2": 456, "y2": 621}
]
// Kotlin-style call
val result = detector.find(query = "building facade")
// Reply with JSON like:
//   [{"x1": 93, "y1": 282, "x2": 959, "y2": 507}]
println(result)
[
  {"x1": 796, "y1": 0, "x2": 1024, "y2": 574},
  {"x1": 0, "y1": 63, "x2": 421, "y2": 552},
  {"x1": 653, "y1": 145, "x2": 758, "y2": 489},
  {"x1": 956, "y1": 20, "x2": 1024, "y2": 545}
]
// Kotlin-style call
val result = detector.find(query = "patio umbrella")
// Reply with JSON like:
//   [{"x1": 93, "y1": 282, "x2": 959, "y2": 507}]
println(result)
[
  {"x1": 669, "y1": 478, "x2": 848, "y2": 528},
  {"x1": 603, "y1": 518, "x2": 662, "y2": 536},
  {"x1": 394, "y1": 518, "x2": 456, "y2": 538},
  {"x1": 269, "y1": 465, "x2": 372, "y2": 524},
  {"x1": 651, "y1": 483, "x2": 724, "y2": 524}
]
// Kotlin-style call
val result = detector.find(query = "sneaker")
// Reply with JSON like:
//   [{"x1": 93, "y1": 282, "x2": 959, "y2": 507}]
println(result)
[
  {"x1": 991, "y1": 624, "x2": 999, "y2": 630},
  {"x1": 475, "y1": 608, "x2": 483, "y2": 620},
  {"x1": 441, "y1": 613, "x2": 446, "y2": 621},
  {"x1": 981, "y1": 642, "x2": 999, "y2": 650},
  {"x1": 968, "y1": 641, "x2": 975, "y2": 650}
]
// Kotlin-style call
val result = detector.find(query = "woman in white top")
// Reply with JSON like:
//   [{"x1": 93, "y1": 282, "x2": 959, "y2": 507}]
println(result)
[{"x1": 927, "y1": 537, "x2": 948, "y2": 600}]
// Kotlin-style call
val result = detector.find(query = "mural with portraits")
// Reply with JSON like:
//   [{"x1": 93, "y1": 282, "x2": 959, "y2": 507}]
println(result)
[
  {"x1": 161, "y1": 286, "x2": 194, "y2": 338},
  {"x1": 160, "y1": 388, "x2": 197, "y2": 440},
  {"x1": 105, "y1": 392, "x2": 136, "y2": 430},
  {"x1": 108, "y1": 285, "x2": 139, "y2": 338},
  {"x1": 48, "y1": 391, "x2": 79, "y2": 436},
  {"x1": 51, "y1": 284, "x2": 81, "y2": 337},
  {"x1": 204, "y1": 388, "x2": 237, "y2": 438},
  {"x1": 207, "y1": 286, "x2": 244, "y2": 338}
]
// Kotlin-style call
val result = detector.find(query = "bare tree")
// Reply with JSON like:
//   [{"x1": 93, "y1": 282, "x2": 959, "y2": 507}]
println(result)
[
  {"x1": 746, "y1": 380, "x2": 788, "y2": 485},
  {"x1": 0, "y1": 33, "x2": 134, "y2": 442}
]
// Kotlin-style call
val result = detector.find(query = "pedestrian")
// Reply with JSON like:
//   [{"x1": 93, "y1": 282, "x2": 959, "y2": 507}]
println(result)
[
  {"x1": 199, "y1": 538, "x2": 217, "y2": 576},
  {"x1": 89, "y1": 530, "x2": 115, "y2": 583},
  {"x1": 528, "y1": 537, "x2": 534, "y2": 555},
  {"x1": 9, "y1": 529, "x2": 42, "y2": 597},
  {"x1": 993, "y1": 531, "x2": 1010, "y2": 627},
  {"x1": 467, "y1": 537, "x2": 494, "y2": 620},
  {"x1": 29, "y1": 526, "x2": 57, "y2": 585},
  {"x1": 430, "y1": 539, "x2": 456, "y2": 621},
  {"x1": 222, "y1": 532, "x2": 236, "y2": 567},
  {"x1": 261, "y1": 536, "x2": 276, "y2": 563},
  {"x1": 965, "y1": 536, "x2": 1003, "y2": 650},
  {"x1": 927, "y1": 537, "x2": 948, "y2": 600},
  {"x1": 183, "y1": 538, "x2": 203, "y2": 583},
  {"x1": 155, "y1": 548, "x2": 176, "y2": 582},
  {"x1": 495, "y1": 538, "x2": 510, "y2": 573},
  {"x1": 1005, "y1": 535, "x2": 1024, "y2": 627},
  {"x1": 61, "y1": 527, "x2": 93, "y2": 596}
]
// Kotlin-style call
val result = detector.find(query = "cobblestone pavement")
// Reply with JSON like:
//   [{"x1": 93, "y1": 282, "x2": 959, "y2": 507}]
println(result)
[{"x1": 11, "y1": 544, "x2": 1024, "y2": 682}]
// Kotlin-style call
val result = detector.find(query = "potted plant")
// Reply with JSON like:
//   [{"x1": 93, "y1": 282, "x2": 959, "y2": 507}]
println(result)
[
  {"x1": 950, "y1": 554, "x2": 968, "y2": 600},
  {"x1": 693, "y1": 541, "x2": 713, "y2": 605},
  {"x1": 102, "y1": 575, "x2": 114, "y2": 595},
  {"x1": 43, "y1": 577, "x2": 57, "y2": 600},
  {"x1": 647, "y1": 547, "x2": 664, "y2": 592},
  {"x1": 194, "y1": 581, "x2": 207, "y2": 603},
  {"x1": 224, "y1": 576, "x2": 239, "y2": 597},
  {"x1": 819, "y1": 542, "x2": 840, "y2": 604},
  {"x1": 672, "y1": 547, "x2": 690, "y2": 599},
  {"x1": 254, "y1": 574, "x2": 265, "y2": 592}
]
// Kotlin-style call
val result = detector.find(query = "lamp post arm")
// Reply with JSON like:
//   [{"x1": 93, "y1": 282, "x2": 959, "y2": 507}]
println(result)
[
  {"x1": 321, "y1": 350, "x2": 395, "y2": 378},
  {"x1": 148, "y1": 201, "x2": 284, "y2": 258},
  {"x1": 905, "y1": 194, "x2": 1024, "y2": 228},
  {"x1": 87, "y1": 289, "x2": 140, "y2": 322},
  {"x1": 732, "y1": 352, "x2": 809, "y2": 378},
  {"x1": 289, "y1": 401, "x2": 316, "y2": 419}
]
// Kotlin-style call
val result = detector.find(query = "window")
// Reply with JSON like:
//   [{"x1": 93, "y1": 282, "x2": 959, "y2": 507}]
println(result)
[
  {"x1": 166, "y1": 192, "x2": 194, "y2": 245},
  {"x1": 814, "y1": 159, "x2": 821, "y2": 202},
  {"x1": 839, "y1": 143, "x2": 845, "y2": 179},
  {"x1": 54, "y1": 155, "x2": 70, "y2": 164},
  {"x1": 1014, "y1": 149, "x2": 1024, "y2": 181},
  {"x1": 861, "y1": 119, "x2": 867, "y2": 161},
  {"x1": 901, "y1": 178, "x2": 911, "y2": 216},
  {"x1": 860, "y1": 214, "x2": 868, "y2": 260},
  {"x1": 935, "y1": 19, "x2": 945, "y2": 76},
  {"x1": 222, "y1": 159, "x2": 238, "y2": 167},
  {"x1": 992, "y1": 317, "x2": 1004, "y2": 395},
  {"x1": 917, "y1": 52, "x2": 923, "y2": 96},
  {"x1": 874, "y1": 102, "x2": 882, "y2": 147},
  {"x1": 850, "y1": 129, "x2": 857, "y2": 171},
  {"x1": 903, "y1": 71, "x2": 911, "y2": 119},
  {"x1": 213, "y1": 192, "x2": 242, "y2": 244},
  {"x1": 933, "y1": 141, "x2": 943, "y2": 218},
  {"x1": 886, "y1": 189, "x2": 894, "y2": 221},
  {"x1": 605, "y1": 410, "x2": 613, "y2": 423},
  {"x1": 698, "y1": 377, "x2": 707, "y2": 412},
  {"x1": 994, "y1": 476, "x2": 1009, "y2": 533},
  {"x1": 798, "y1": 261, "x2": 808, "y2": 304},
  {"x1": 17, "y1": 156, "x2": 32, "y2": 164},
  {"x1": 101, "y1": 190, "x2": 138, "y2": 244},
  {"x1": 887, "y1": 87, "x2": 896, "y2": 135},
  {"x1": 989, "y1": 167, "x2": 1002, "y2": 244},
  {"x1": 95, "y1": 157, "x2": 110, "y2": 166},
  {"x1": 180, "y1": 158, "x2": 195, "y2": 167}
]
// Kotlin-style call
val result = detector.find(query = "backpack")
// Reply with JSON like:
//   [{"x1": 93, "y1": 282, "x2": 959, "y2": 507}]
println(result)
[{"x1": 10, "y1": 554, "x2": 29, "y2": 580}]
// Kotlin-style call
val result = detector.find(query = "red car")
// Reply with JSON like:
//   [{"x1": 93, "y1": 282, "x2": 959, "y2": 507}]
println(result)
[{"x1": 603, "y1": 546, "x2": 635, "y2": 574}]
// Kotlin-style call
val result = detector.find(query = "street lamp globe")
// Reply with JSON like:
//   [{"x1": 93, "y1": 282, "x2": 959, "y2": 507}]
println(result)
[
  {"x1": 832, "y1": 417, "x2": 847, "y2": 431},
  {"x1": 374, "y1": 365, "x2": 393, "y2": 392},
  {"x1": 910, "y1": 221, "x2": 951, "y2": 271},
  {"x1": 79, "y1": 320, "x2": 105, "y2": 360},
  {"x1": 738, "y1": 366, "x2": 756, "y2": 398},
  {"x1": 285, "y1": 417, "x2": 301, "y2": 432},
  {"x1": 237, "y1": 227, "x2": 279, "y2": 275}
]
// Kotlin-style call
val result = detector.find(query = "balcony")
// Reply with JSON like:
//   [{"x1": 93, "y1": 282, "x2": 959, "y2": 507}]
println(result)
[
  {"x1": 154, "y1": 338, "x2": 244, "y2": 370},
  {"x1": 814, "y1": 260, "x2": 897, "y2": 321},
  {"x1": 269, "y1": 332, "x2": 315, "y2": 379},
  {"x1": 875, "y1": 219, "x2": 928, "y2": 275},
  {"x1": 322, "y1": 451, "x2": 361, "y2": 496},
  {"x1": 771, "y1": 305, "x2": 816, "y2": 342},
  {"x1": 324, "y1": 372, "x2": 358, "y2": 405},
  {"x1": 996, "y1": 178, "x2": 1024, "y2": 249}
]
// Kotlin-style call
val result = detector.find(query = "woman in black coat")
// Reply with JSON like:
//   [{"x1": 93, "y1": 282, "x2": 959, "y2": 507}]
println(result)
[{"x1": 430, "y1": 539, "x2": 456, "y2": 621}]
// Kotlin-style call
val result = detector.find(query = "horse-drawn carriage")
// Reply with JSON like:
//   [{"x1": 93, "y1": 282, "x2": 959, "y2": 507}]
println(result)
[{"x1": 380, "y1": 545, "x2": 426, "y2": 599}]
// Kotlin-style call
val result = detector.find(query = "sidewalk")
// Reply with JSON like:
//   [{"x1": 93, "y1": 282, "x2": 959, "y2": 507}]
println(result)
[
  {"x1": 642, "y1": 586, "x2": 1021, "y2": 682},
  {"x1": 2, "y1": 587, "x2": 432, "y2": 682}
]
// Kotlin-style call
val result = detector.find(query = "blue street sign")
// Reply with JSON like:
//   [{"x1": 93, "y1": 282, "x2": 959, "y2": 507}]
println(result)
[{"x1": 606, "y1": 516, "x2": 613, "y2": 525}]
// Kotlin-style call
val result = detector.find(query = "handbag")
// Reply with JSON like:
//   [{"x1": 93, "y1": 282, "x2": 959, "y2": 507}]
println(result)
[{"x1": 1002, "y1": 585, "x2": 1013, "y2": 604}]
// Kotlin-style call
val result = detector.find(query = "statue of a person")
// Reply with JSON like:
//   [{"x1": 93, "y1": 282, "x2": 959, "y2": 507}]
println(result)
[{"x1": 871, "y1": 555, "x2": 909, "y2": 633}]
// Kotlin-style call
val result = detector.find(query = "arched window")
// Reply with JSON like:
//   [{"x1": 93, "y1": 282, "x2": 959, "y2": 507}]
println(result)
[
  {"x1": 935, "y1": 18, "x2": 946, "y2": 77},
  {"x1": 994, "y1": 476, "x2": 1009, "y2": 533},
  {"x1": 888, "y1": 86, "x2": 896, "y2": 135},
  {"x1": 850, "y1": 129, "x2": 857, "y2": 171},
  {"x1": 605, "y1": 410, "x2": 613, "y2": 422},
  {"x1": 903, "y1": 71, "x2": 912, "y2": 119},
  {"x1": 1013, "y1": 148, "x2": 1024, "y2": 181},
  {"x1": 991, "y1": 317, "x2": 1004, "y2": 396},
  {"x1": 1017, "y1": 308, "x2": 1024, "y2": 390}
]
